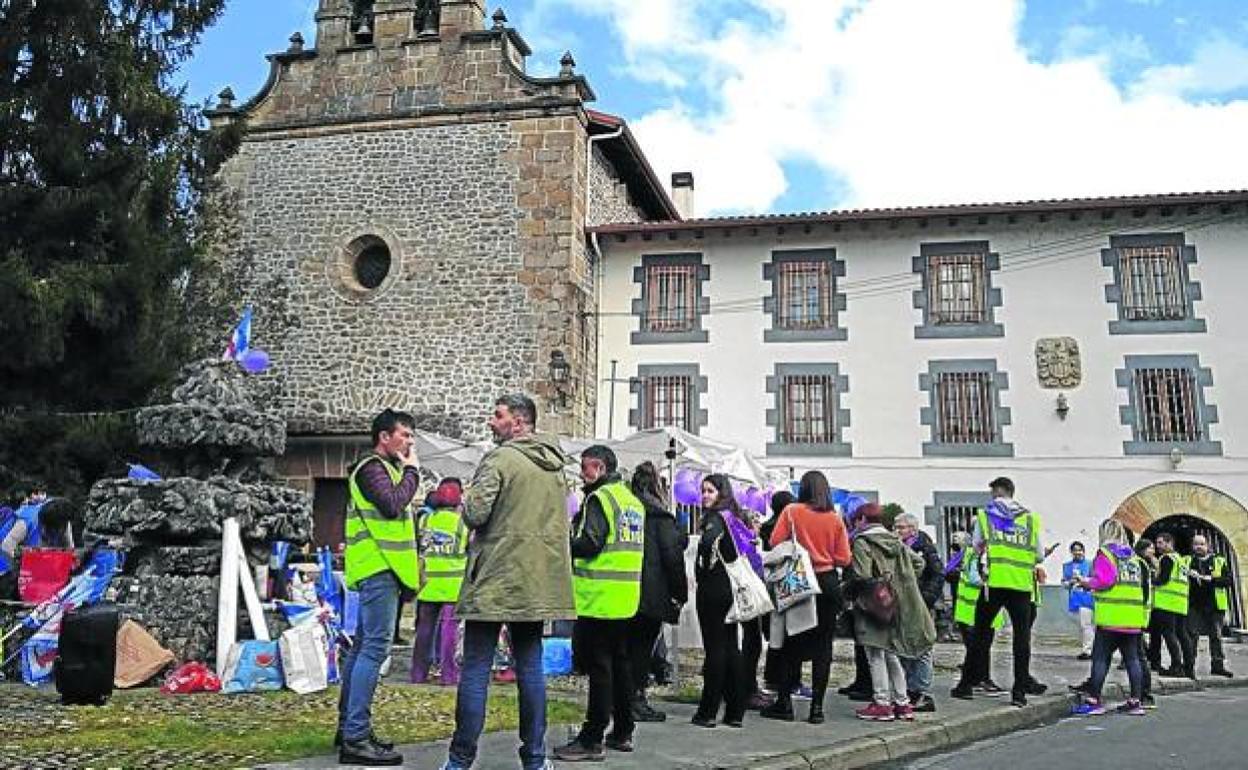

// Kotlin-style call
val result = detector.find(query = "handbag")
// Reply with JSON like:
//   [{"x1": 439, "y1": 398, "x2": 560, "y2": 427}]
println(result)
[
  {"x1": 718, "y1": 514, "x2": 774, "y2": 623},
  {"x1": 763, "y1": 512, "x2": 821, "y2": 613},
  {"x1": 854, "y1": 542, "x2": 898, "y2": 625}
]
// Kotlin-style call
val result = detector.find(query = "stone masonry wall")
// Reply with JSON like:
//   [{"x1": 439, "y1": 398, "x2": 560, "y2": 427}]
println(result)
[
  {"x1": 587, "y1": 146, "x2": 647, "y2": 228},
  {"x1": 220, "y1": 119, "x2": 549, "y2": 440}
]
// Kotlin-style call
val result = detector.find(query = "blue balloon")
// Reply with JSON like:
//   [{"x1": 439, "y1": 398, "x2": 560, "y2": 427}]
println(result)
[
  {"x1": 127, "y1": 463, "x2": 162, "y2": 482},
  {"x1": 831, "y1": 488, "x2": 851, "y2": 507},
  {"x1": 846, "y1": 495, "x2": 868, "y2": 517},
  {"x1": 239, "y1": 348, "x2": 270, "y2": 374}
]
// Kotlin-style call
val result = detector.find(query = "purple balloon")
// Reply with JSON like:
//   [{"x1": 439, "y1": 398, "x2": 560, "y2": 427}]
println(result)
[
  {"x1": 745, "y1": 487, "x2": 765, "y2": 514},
  {"x1": 239, "y1": 348, "x2": 270, "y2": 374},
  {"x1": 673, "y1": 474, "x2": 701, "y2": 507}
]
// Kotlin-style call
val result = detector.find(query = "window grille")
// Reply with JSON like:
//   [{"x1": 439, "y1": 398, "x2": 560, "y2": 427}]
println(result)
[
  {"x1": 644, "y1": 264, "x2": 698, "y2": 332},
  {"x1": 934, "y1": 371, "x2": 996, "y2": 444},
  {"x1": 1131, "y1": 367, "x2": 1202, "y2": 443},
  {"x1": 928, "y1": 253, "x2": 987, "y2": 324},
  {"x1": 780, "y1": 374, "x2": 837, "y2": 445},
  {"x1": 777, "y1": 260, "x2": 834, "y2": 330},
  {"x1": 941, "y1": 505, "x2": 979, "y2": 559},
  {"x1": 1119, "y1": 245, "x2": 1188, "y2": 321},
  {"x1": 643, "y1": 375, "x2": 691, "y2": 430}
]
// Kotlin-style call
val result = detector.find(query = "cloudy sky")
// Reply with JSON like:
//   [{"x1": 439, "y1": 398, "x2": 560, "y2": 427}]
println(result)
[{"x1": 182, "y1": 0, "x2": 1248, "y2": 216}]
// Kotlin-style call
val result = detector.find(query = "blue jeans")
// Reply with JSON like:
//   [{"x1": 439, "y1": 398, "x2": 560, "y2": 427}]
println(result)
[
  {"x1": 446, "y1": 621, "x2": 547, "y2": 770},
  {"x1": 901, "y1": 647, "x2": 934, "y2": 696},
  {"x1": 337, "y1": 570, "x2": 400, "y2": 741}
]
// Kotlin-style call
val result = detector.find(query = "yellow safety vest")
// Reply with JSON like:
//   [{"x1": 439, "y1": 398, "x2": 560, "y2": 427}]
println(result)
[
  {"x1": 1153, "y1": 552, "x2": 1190, "y2": 616},
  {"x1": 1214, "y1": 555, "x2": 1230, "y2": 613},
  {"x1": 417, "y1": 508, "x2": 467, "y2": 603},
  {"x1": 1092, "y1": 548, "x2": 1147, "y2": 629},
  {"x1": 954, "y1": 554, "x2": 1005, "y2": 629},
  {"x1": 977, "y1": 509, "x2": 1039, "y2": 593},
  {"x1": 345, "y1": 455, "x2": 420, "y2": 591},
  {"x1": 572, "y1": 481, "x2": 645, "y2": 620}
]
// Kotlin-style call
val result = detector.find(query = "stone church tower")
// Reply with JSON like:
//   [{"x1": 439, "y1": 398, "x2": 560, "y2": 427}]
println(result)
[{"x1": 207, "y1": 0, "x2": 677, "y2": 539}]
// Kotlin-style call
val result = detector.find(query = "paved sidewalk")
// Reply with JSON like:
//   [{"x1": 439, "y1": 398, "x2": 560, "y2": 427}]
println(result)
[{"x1": 266, "y1": 637, "x2": 1248, "y2": 770}]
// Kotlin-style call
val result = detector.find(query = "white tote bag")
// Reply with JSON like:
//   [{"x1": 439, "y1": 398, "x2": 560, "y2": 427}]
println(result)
[
  {"x1": 725, "y1": 556, "x2": 774, "y2": 623},
  {"x1": 279, "y1": 623, "x2": 330, "y2": 695}
]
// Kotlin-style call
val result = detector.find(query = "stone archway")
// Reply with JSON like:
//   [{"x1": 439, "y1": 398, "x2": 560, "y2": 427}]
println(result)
[{"x1": 1114, "y1": 481, "x2": 1248, "y2": 628}]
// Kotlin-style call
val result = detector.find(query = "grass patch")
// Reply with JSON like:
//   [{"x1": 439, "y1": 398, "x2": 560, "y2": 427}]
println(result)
[{"x1": 2, "y1": 683, "x2": 579, "y2": 769}]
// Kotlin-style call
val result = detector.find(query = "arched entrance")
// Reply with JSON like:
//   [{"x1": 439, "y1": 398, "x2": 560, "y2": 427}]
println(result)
[{"x1": 1113, "y1": 482, "x2": 1248, "y2": 629}]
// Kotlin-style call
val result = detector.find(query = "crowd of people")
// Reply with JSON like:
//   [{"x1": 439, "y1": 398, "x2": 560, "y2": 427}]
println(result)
[{"x1": 335, "y1": 395, "x2": 1235, "y2": 768}]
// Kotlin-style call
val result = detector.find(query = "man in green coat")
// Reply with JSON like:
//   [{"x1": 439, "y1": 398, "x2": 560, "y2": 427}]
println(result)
[{"x1": 441, "y1": 394, "x2": 575, "y2": 770}]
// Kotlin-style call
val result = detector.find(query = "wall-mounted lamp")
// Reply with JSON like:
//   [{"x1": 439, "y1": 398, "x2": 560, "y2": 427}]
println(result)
[
  {"x1": 1055, "y1": 393, "x2": 1070, "y2": 420},
  {"x1": 1169, "y1": 446, "x2": 1184, "y2": 470},
  {"x1": 549, "y1": 350, "x2": 571, "y2": 409}
]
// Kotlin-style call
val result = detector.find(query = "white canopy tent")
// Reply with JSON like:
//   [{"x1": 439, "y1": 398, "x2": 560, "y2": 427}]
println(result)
[{"x1": 414, "y1": 425, "x2": 782, "y2": 490}]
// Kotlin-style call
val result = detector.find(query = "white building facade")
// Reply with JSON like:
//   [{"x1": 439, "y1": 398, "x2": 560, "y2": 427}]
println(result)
[{"x1": 591, "y1": 190, "x2": 1248, "y2": 624}]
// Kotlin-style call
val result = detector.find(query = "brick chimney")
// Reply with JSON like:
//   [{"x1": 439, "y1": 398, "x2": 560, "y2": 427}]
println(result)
[{"x1": 671, "y1": 172, "x2": 696, "y2": 219}]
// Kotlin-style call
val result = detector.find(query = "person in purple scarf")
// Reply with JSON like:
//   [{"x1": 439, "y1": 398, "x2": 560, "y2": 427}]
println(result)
[
  {"x1": 691, "y1": 474, "x2": 759, "y2": 728},
  {"x1": 1070, "y1": 519, "x2": 1150, "y2": 716}
]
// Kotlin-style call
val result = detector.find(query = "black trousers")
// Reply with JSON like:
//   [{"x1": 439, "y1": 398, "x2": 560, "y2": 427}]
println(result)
[
  {"x1": 695, "y1": 572, "x2": 746, "y2": 723},
  {"x1": 741, "y1": 617, "x2": 764, "y2": 696},
  {"x1": 958, "y1": 622, "x2": 997, "y2": 685},
  {"x1": 627, "y1": 615, "x2": 663, "y2": 698},
  {"x1": 1147, "y1": 609, "x2": 1192, "y2": 672},
  {"x1": 774, "y1": 571, "x2": 842, "y2": 707},
  {"x1": 1186, "y1": 606, "x2": 1226, "y2": 670},
  {"x1": 576, "y1": 617, "x2": 635, "y2": 744},
  {"x1": 956, "y1": 587, "x2": 1034, "y2": 697}
]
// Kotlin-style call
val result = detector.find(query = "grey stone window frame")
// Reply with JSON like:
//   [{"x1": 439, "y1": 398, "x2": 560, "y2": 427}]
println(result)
[
  {"x1": 912, "y1": 241, "x2": 1004, "y2": 339},
  {"x1": 762, "y1": 248, "x2": 848, "y2": 342},
  {"x1": 628, "y1": 364, "x2": 709, "y2": 435},
  {"x1": 765, "y1": 363, "x2": 852, "y2": 457},
  {"x1": 630, "y1": 253, "x2": 710, "y2": 345},
  {"x1": 1102, "y1": 233, "x2": 1207, "y2": 335},
  {"x1": 1116, "y1": 354, "x2": 1221, "y2": 456},
  {"x1": 924, "y1": 491, "x2": 989, "y2": 557},
  {"x1": 920, "y1": 359, "x2": 1014, "y2": 457}
]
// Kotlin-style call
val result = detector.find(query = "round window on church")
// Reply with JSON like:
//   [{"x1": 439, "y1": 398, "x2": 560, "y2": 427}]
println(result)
[
  {"x1": 354, "y1": 241, "x2": 392, "y2": 290},
  {"x1": 334, "y1": 232, "x2": 400, "y2": 300}
]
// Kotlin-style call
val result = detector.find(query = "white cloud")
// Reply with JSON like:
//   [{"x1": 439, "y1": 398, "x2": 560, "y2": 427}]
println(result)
[
  {"x1": 537, "y1": 0, "x2": 1248, "y2": 214},
  {"x1": 1132, "y1": 36, "x2": 1248, "y2": 97}
]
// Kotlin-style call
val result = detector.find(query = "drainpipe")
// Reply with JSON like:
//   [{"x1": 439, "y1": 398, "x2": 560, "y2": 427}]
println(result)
[{"x1": 586, "y1": 124, "x2": 625, "y2": 435}]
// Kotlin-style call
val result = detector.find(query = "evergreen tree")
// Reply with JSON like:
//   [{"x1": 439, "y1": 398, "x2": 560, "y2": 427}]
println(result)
[{"x1": 0, "y1": 0, "x2": 234, "y2": 412}]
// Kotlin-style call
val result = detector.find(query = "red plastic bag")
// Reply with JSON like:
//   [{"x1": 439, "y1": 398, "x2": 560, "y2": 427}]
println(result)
[
  {"x1": 160, "y1": 662, "x2": 222, "y2": 695},
  {"x1": 18, "y1": 548, "x2": 75, "y2": 603}
]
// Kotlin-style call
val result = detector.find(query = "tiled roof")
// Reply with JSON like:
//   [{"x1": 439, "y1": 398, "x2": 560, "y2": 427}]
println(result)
[{"x1": 589, "y1": 189, "x2": 1248, "y2": 234}]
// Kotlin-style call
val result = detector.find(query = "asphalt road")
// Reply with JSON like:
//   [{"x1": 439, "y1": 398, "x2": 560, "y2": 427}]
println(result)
[{"x1": 902, "y1": 688, "x2": 1248, "y2": 769}]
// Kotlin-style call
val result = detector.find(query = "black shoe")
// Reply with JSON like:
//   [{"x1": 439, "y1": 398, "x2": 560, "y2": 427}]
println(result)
[
  {"x1": 723, "y1": 717, "x2": 745, "y2": 728},
  {"x1": 632, "y1": 699, "x2": 668, "y2": 723},
  {"x1": 759, "y1": 699, "x2": 795, "y2": 721},
  {"x1": 912, "y1": 695, "x2": 937, "y2": 713},
  {"x1": 1212, "y1": 667, "x2": 1235, "y2": 678},
  {"x1": 392, "y1": 636, "x2": 409, "y2": 646},
  {"x1": 1010, "y1": 693, "x2": 1027, "y2": 708},
  {"x1": 554, "y1": 739, "x2": 606, "y2": 762},
  {"x1": 846, "y1": 689, "x2": 872, "y2": 702},
  {"x1": 339, "y1": 739, "x2": 402, "y2": 766},
  {"x1": 1077, "y1": 653, "x2": 1092, "y2": 661},
  {"x1": 1160, "y1": 667, "x2": 1185, "y2": 678},
  {"x1": 1022, "y1": 680, "x2": 1048, "y2": 696},
  {"x1": 334, "y1": 730, "x2": 394, "y2": 751},
  {"x1": 950, "y1": 685, "x2": 974, "y2": 700},
  {"x1": 691, "y1": 715, "x2": 717, "y2": 728},
  {"x1": 1068, "y1": 680, "x2": 1091, "y2": 695},
  {"x1": 604, "y1": 735, "x2": 635, "y2": 753},
  {"x1": 838, "y1": 682, "x2": 870, "y2": 696},
  {"x1": 807, "y1": 705, "x2": 825, "y2": 724},
  {"x1": 976, "y1": 680, "x2": 1006, "y2": 697}
]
